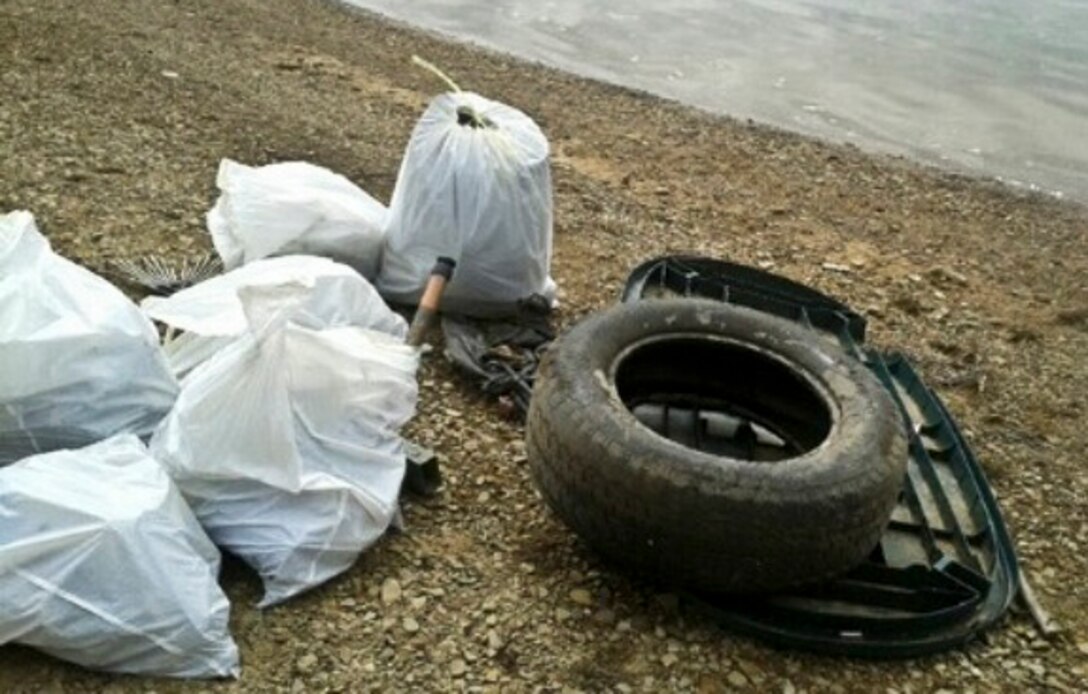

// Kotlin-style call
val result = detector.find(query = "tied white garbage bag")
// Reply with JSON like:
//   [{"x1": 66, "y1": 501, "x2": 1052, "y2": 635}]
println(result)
[
  {"x1": 0, "y1": 211, "x2": 178, "y2": 458},
  {"x1": 141, "y1": 255, "x2": 407, "y2": 378},
  {"x1": 208, "y1": 159, "x2": 387, "y2": 280},
  {"x1": 151, "y1": 281, "x2": 419, "y2": 606},
  {"x1": 377, "y1": 91, "x2": 555, "y2": 316},
  {"x1": 0, "y1": 435, "x2": 240, "y2": 679}
]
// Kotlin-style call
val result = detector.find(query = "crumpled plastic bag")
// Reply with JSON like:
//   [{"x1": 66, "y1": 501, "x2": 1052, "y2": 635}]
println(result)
[
  {"x1": 377, "y1": 91, "x2": 555, "y2": 316},
  {"x1": 0, "y1": 211, "x2": 178, "y2": 460},
  {"x1": 141, "y1": 255, "x2": 407, "y2": 378},
  {"x1": 208, "y1": 159, "x2": 387, "y2": 280},
  {"x1": 151, "y1": 280, "x2": 419, "y2": 606},
  {"x1": 0, "y1": 435, "x2": 240, "y2": 679}
]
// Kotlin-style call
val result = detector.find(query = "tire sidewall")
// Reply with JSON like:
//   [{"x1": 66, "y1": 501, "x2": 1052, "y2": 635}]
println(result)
[{"x1": 527, "y1": 299, "x2": 907, "y2": 592}]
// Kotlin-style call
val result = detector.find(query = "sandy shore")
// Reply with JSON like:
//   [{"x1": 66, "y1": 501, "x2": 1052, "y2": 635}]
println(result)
[{"x1": 2, "y1": 0, "x2": 1087, "y2": 691}]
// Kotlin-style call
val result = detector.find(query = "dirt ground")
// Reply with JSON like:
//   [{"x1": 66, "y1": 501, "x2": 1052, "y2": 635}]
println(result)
[{"x1": 2, "y1": 0, "x2": 1087, "y2": 691}]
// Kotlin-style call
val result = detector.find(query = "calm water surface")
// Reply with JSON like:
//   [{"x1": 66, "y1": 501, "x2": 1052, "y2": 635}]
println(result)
[{"x1": 348, "y1": 0, "x2": 1088, "y2": 202}]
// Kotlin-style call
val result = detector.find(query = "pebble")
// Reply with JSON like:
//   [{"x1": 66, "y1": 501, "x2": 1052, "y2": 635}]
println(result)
[
  {"x1": 296, "y1": 653, "x2": 318, "y2": 674},
  {"x1": 822, "y1": 262, "x2": 852, "y2": 273},
  {"x1": 381, "y1": 578, "x2": 402, "y2": 604},
  {"x1": 403, "y1": 617, "x2": 420, "y2": 633},
  {"x1": 927, "y1": 266, "x2": 969, "y2": 286},
  {"x1": 734, "y1": 657, "x2": 763, "y2": 682},
  {"x1": 726, "y1": 671, "x2": 748, "y2": 688},
  {"x1": 569, "y1": 588, "x2": 593, "y2": 606},
  {"x1": 450, "y1": 659, "x2": 468, "y2": 677}
]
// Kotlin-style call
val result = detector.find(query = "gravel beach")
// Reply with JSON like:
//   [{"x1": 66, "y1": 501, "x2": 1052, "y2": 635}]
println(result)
[{"x1": 2, "y1": 1, "x2": 1087, "y2": 691}]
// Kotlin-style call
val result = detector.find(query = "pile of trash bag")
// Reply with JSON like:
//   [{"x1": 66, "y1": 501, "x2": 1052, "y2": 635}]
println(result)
[
  {"x1": 378, "y1": 91, "x2": 555, "y2": 316},
  {"x1": 142, "y1": 255, "x2": 407, "y2": 378},
  {"x1": 151, "y1": 279, "x2": 419, "y2": 606},
  {"x1": 0, "y1": 435, "x2": 239, "y2": 678},
  {"x1": 208, "y1": 159, "x2": 387, "y2": 281},
  {"x1": 206, "y1": 90, "x2": 556, "y2": 317},
  {"x1": 0, "y1": 211, "x2": 178, "y2": 461},
  {"x1": 0, "y1": 212, "x2": 422, "y2": 675},
  {"x1": 0, "y1": 74, "x2": 553, "y2": 679}
]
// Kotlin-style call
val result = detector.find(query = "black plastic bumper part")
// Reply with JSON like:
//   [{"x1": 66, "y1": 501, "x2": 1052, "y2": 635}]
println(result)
[{"x1": 622, "y1": 256, "x2": 1019, "y2": 658}]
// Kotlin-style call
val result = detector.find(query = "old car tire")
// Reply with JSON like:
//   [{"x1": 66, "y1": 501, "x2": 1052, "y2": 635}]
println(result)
[{"x1": 526, "y1": 299, "x2": 907, "y2": 593}]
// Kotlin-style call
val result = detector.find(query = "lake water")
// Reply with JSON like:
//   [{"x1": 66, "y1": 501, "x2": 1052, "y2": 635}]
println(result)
[{"x1": 346, "y1": 0, "x2": 1088, "y2": 203}]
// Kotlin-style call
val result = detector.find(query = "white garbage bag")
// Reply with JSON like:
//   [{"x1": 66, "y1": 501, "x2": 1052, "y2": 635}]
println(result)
[
  {"x1": 208, "y1": 159, "x2": 387, "y2": 280},
  {"x1": 0, "y1": 211, "x2": 178, "y2": 458},
  {"x1": 141, "y1": 255, "x2": 407, "y2": 378},
  {"x1": 377, "y1": 91, "x2": 555, "y2": 316},
  {"x1": 151, "y1": 281, "x2": 419, "y2": 606},
  {"x1": 0, "y1": 435, "x2": 240, "y2": 679}
]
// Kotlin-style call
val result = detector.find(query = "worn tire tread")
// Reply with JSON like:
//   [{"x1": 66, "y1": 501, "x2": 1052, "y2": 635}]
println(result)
[{"x1": 526, "y1": 299, "x2": 907, "y2": 593}]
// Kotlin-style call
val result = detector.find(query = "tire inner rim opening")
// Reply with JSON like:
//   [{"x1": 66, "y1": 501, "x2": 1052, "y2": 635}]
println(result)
[{"x1": 613, "y1": 335, "x2": 833, "y2": 462}]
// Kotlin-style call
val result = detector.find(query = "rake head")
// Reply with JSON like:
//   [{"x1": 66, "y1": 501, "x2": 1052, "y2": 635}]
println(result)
[{"x1": 113, "y1": 253, "x2": 223, "y2": 294}]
